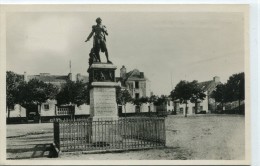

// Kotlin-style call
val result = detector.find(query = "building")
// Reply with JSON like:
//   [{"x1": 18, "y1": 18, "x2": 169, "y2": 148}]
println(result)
[
  {"x1": 176, "y1": 76, "x2": 221, "y2": 115},
  {"x1": 24, "y1": 72, "x2": 72, "y2": 87},
  {"x1": 76, "y1": 73, "x2": 89, "y2": 83},
  {"x1": 7, "y1": 72, "x2": 89, "y2": 123},
  {"x1": 119, "y1": 65, "x2": 151, "y2": 98},
  {"x1": 117, "y1": 65, "x2": 154, "y2": 114}
]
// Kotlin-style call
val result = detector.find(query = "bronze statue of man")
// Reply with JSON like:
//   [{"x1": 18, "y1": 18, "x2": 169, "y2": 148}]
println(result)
[{"x1": 85, "y1": 17, "x2": 112, "y2": 63}]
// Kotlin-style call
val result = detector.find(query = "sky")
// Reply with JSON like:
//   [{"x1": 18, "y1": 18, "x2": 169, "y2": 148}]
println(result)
[{"x1": 6, "y1": 10, "x2": 245, "y2": 96}]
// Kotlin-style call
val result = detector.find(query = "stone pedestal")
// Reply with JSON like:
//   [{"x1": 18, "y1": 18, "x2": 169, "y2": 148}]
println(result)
[{"x1": 88, "y1": 63, "x2": 122, "y2": 143}]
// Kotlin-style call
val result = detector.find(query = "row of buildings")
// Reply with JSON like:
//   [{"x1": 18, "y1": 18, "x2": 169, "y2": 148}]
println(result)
[{"x1": 7, "y1": 65, "x2": 222, "y2": 123}]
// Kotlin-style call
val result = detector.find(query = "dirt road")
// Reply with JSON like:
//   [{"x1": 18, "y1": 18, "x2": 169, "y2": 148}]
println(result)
[{"x1": 6, "y1": 114, "x2": 245, "y2": 160}]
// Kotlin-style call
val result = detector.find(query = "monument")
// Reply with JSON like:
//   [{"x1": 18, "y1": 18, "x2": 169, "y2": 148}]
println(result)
[{"x1": 85, "y1": 17, "x2": 121, "y2": 143}]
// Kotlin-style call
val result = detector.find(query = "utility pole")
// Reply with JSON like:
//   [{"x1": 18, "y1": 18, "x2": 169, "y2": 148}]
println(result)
[
  {"x1": 69, "y1": 60, "x2": 72, "y2": 73},
  {"x1": 171, "y1": 72, "x2": 173, "y2": 90},
  {"x1": 237, "y1": 80, "x2": 241, "y2": 114}
]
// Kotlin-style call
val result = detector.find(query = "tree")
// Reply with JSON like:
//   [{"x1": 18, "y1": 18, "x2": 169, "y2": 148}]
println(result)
[
  {"x1": 6, "y1": 71, "x2": 24, "y2": 118},
  {"x1": 153, "y1": 95, "x2": 169, "y2": 116},
  {"x1": 189, "y1": 80, "x2": 206, "y2": 114},
  {"x1": 56, "y1": 80, "x2": 89, "y2": 107},
  {"x1": 153, "y1": 95, "x2": 168, "y2": 106},
  {"x1": 171, "y1": 80, "x2": 205, "y2": 117},
  {"x1": 17, "y1": 79, "x2": 58, "y2": 106},
  {"x1": 225, "y1": 72, "x2": 245, "y2": 113},
  {"x1": 132, "y1": 97, "x2": 149, "y2": 113},
  {"x1": 148, "y1": 95, "x2": 158, "y2": 105},
  {"x1": 147, "y1": 95, "x2": 158, "y2": 113},
  {"x1": 16, "y1": 78, "x2": 59, "y2": 122},
  {"x1": 116, "y1": 87, "x2": 133, "y2": 117},
  {"x1": 170, "y1": 81, "x2": 192, "y2": 117},
  {"x1": 211, "y1": 84, "x2": 226, "y2": 112}
]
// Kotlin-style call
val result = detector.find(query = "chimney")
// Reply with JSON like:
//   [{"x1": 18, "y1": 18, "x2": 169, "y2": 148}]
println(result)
[
  {"x1": 213, "y1": 76, "x2": 220, "y2": 83},
  {"x1": 24, "y1": 71, "x2": 28, "y2": 82},
  {"x1": 120, "y1": 65, "x2": 127, "y2": 78}
]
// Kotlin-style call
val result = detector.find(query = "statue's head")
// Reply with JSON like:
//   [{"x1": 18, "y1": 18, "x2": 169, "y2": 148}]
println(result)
[{"x1": 96, "y1": 17, "x2": 102, "y2": 24}]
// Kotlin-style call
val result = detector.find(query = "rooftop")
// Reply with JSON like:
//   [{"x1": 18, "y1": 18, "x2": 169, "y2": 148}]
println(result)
[
  {"x1": 198, "y1": 78, "x2": 221, "y2": 94},
  {"x1": 27, "y1": 75, "x2": 69, "y2": 83}
]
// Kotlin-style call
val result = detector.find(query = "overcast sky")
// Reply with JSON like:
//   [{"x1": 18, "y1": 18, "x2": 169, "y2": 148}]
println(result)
[{"x1": 6, "y1": 11, "x2": 245, "y2": 95}]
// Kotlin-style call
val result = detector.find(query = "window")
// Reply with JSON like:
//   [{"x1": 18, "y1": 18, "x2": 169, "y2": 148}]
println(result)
[
  {"x1": 44, "y1": 104, "x2": 49, "y2": 110},
  {"x1": 168, "y1": 100, "x2": 170, "y2": 106},
  {"x1": 180, "y1": 108, "x2": 183, "y2": 114},
  {"x1": 135, "y1": 106, "x2": 140, "y2": 113},
  {"x1": 200, "y1": 106, "x2": 203, "y2": 111},
  {"x1": 135, "y1": 81, "x2": 139, "y2": 89},
  {"x1": 135, "y1": 93, "x2": 139, "y2": 99}
]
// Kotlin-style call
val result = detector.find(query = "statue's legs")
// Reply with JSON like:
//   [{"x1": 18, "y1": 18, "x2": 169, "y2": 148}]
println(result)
[
  {"x1": 100, "y1": 40, "x2": 112, "y2": 63},
  {"x1": 93, "y1": 38, "x2": 112, "y2": 63},
  {"x1": 96, "y1": 53, "x2": 101, "y2": 62},
  {"x1": 93, "y1": 45, "x2": 101, "y2": 62},
  {"x1": 105, "y1": 51, "x2": 112, "y2": 63}
]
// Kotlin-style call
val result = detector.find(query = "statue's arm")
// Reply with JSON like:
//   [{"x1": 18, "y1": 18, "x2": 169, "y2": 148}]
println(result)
[
  {"x1": 85, "y1": 31, "x2": 94, "y2": 42},
  {"x1": 85, "y1": 26, "x2": 95, "y2": 42}
]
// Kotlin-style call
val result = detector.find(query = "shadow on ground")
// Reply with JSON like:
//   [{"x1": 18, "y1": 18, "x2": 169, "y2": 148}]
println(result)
[
  {"x1": 6, "y1": 128, "x2": 55, "y2": 160},
  {"x1": 7, "y1": 143, "x2": 55, "y2": 159}
]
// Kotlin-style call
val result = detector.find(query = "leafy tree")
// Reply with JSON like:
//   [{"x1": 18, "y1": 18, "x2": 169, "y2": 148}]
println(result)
[
  {"x1": 56, "y1": 80, "x2": 89, "y2": 107},
  {"x1": 211, "y1": 84, "x2": 226, "y2": 111},
  {"x1": 171, "y1": 80, "x2": 205, "y2": 117},
  {"x1": 153, "y1": 95, "x2": 168, "y2": 106},
  {"x1": 16, "y1": 78, "x2": 59, "y2": 122},
  {"x1": 116, "y1": 87, "x2": 133, "y2": 116},
  {"x1": 17, "y1": 79, "x2": 58, "y2": 106},
  {"x1": 170, "y1": 81, "x2": 192, "y2": 117},
  {"x1": 6, "y1": 71, "x2": 24, "y2": 118},
  {"x1": 132, "y1": 97, "x2": 149, "y2": 113},
  {"x1": 225, "y1": 72, "x2": 245, "y2": 112},
  {"x1": 148, "y1": 95, "x2": 158, "y2": 105},
  {"x1": 152, "y1": 95, "x2": 169, "y2": 116},
  {"x1": 189, "y1": 80, "x2": 206, "y2": 114},
  {"x1": 147, "y1": 95, "x2": 159, "y2": 113}
]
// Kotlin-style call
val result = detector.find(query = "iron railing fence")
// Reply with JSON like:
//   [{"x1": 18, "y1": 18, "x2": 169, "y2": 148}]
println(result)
[{"x1": 53, "y1": 117, "x2": 166, "y2": 152}]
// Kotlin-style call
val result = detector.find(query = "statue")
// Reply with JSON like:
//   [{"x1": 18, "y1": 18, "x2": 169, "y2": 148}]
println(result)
[{"x1": 85, "y1": 17, "x2": 112, "y2": 64}]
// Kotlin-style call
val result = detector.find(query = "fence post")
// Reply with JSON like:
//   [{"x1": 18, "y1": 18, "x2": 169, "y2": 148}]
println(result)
[
  {"x1": 54, "y1": 121, "x2": 60, "y2": 150},
  {"x1": 163, "y1": 117, "x2": 166, "y2": 146}
]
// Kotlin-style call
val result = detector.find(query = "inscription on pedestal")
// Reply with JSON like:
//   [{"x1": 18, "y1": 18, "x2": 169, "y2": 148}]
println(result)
[{"x1": 90, "y1": 86, "x2": 118, "y2": 118}]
